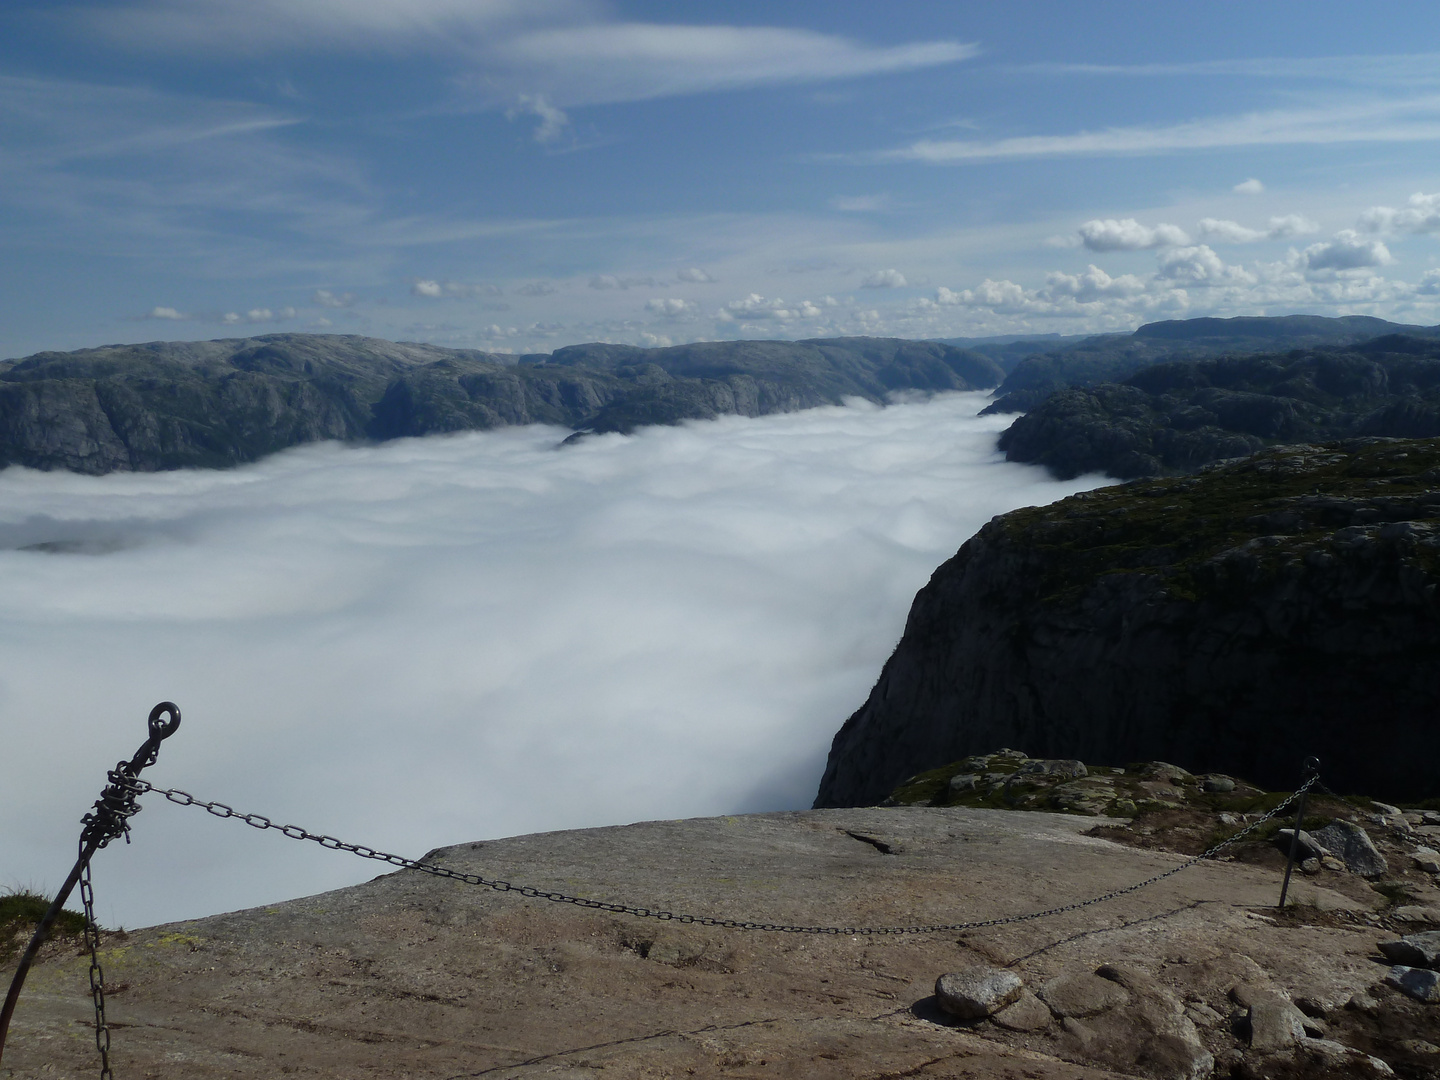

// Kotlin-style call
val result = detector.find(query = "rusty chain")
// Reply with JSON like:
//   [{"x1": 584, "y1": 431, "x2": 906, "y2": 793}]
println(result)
[
  {"x1": 121, "y1": 774, "x2": 1318, "y2": 937},
  {"x1": 77, "y1": 859, "x2": 114, "y2": 1080}
]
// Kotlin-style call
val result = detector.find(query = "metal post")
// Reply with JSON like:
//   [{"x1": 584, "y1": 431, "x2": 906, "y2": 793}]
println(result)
[
  {"x1": 1277, "y1": 756, "x2": 1321, "y2": 909},
  {"x1": 0, "y1": 702, "x2": 180, "y2": 1066}
]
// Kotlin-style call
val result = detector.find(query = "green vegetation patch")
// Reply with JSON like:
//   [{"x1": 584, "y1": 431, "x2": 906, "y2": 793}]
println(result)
[{"x1": 0, "y1": 889, "x2": 88, "y2": 962}]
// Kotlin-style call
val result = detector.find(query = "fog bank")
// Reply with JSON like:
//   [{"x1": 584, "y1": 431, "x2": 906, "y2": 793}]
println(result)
[{"x1": 0, "y1": 394, "x2": 1105, "y2": 927}]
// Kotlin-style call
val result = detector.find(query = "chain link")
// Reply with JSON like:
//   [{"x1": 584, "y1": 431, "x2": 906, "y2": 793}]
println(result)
[
  {"x1": 122, "y1": 775, "x2": 1317, "y2": 937},
  {"x1": 78, "y1": 858, "x2": 113, "y2": 1080}
]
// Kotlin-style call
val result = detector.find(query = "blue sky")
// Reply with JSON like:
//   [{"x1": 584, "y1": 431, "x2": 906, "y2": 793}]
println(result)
[{"x1": 4, "y1": 1, "x2": 1440, "y2": 358}]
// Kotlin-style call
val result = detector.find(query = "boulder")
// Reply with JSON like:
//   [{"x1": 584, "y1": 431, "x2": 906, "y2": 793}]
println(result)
[
  {"x1": 1310, "y1": 821, "x2": 1388, "y2": 877},
  {"x1": 1411, "y1": 847, "x2": 1440, "y2": 874},
  {"x1": 1232, "y1": 984, "x2": 1308, "y2": 1052},
  {"x1": 1038, "y1": 970, "x2": 1131, "y2": 1018},
  {"x1": 990, "y1": 990, "x2": 1052, "y2": 1032},
  {"x1": 1386, "y1": 965, "x2": 1440, "y2": 1003},
  {"x1": 934, "y1": 967, "x2": 1024, "y2": 1020},
  {"x1": 1273, "y1": 828, "x2": 1330, "y2": 862},
  {"x1": 1017, "y1": 759, "x2": 1088, "y2": 779},
  {"x1": 1378, "y1": 930, "x2": 1440, "y2": 969}
]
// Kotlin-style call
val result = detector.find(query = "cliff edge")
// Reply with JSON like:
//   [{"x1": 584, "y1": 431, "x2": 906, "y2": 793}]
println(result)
[{"x1": 816, "y1": 437, "x2": 1440, "y2": 808}]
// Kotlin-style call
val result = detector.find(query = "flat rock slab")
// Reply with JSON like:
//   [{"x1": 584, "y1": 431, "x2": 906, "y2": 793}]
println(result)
[{"x1": 0, "y1": 806, "x2": 1411, "y2": 1078}]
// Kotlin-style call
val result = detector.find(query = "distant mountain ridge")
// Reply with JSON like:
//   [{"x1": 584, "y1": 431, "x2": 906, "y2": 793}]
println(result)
[
  {"x1": 0, "y1": 334, "x2": 1003, "y2": 474},
  {"x1": 982, "y1": 314, "x2": 1440, "y2": 416}
]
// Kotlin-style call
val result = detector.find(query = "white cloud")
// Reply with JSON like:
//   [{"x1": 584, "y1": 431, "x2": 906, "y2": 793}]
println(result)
[
  {"x1": 1197, "y1": 215, "x2": 1320, "y2": 243},
  {"x1": 0, "y1": 397, "x2": 1099, "y2": 926},
  {"x1": 516, "y1": 280, "x2": 557, "y2": 296},
  {"x1": 493, "y1": 25, "x2": 978, "y2": 107},
  {"x1": 1418, "y1": 269, "x2": 1440, "y2": 295},
  {"x1": 588, "y1": 274, "x2": 660, "y2": 290},
  {"x1": 883, "y1": 96, "x2": 1440, "y2": 163},
  {"x1": 638, "y1": 331, "x2": 673, "y2": 347},
  {"x1": 645, "y1": 298, "x2": 695, "y2": 317},
  {"x1": 412, "y1": 279, "x2": 503, "y2": 299},
  {"x1": 507, "y1": 93, "x2": 570, "y2": 144},
  {"x1": 312, "y1": 289, "x2": 355, "y2": 308},
  {"x1": 718, "y1": 293, "x2": 821, "y2": 321},
  {"x1": 1078, "y1": 218, "x2": 1189, "y2": 251},
  {"x1": 145, "y1": 305, "x2": 186, "y2": 320},
  {"x1": 1234, "y1": 178, "x2": 1265, "y2": 194},
  {"x1": 861, "y1": 268, "x2": 907, "y2": 288},
  {"x1": 83, "y1": 0, "x2": 577, "y2": 54},
  {"x1": 1359, "y1": 191, "x2": 1440, "y2": 234},
  {"x1": 1303, "y1": 230, "x2": 1395, "y2": 272},
  {"x1": 1155, "y1": 244, "x2": 1256, "y2": 286},
  {"x1": 675, "y1": 267, "x2": 714, "y2": 283},
  {"x1": 1044, "y1": 264, "x2": 1146, "y2": 301}
]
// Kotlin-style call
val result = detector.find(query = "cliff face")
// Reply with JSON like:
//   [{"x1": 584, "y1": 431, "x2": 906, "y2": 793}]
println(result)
[
  {"x1": 815, "y1": 438, "x2": 1440, "y2": 807},
  {"x1": 0, "y1": 334, "x2": 1002, "y2": 474}
]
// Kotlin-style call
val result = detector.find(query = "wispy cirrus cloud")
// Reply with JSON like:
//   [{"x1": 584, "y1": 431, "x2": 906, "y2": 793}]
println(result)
[
  {"x1": 880, "y1": 97, "x2": 1440, "y2": 164},
  {"x1": 1006, "y1": 53, "x2": 1440, "y2": 86}
]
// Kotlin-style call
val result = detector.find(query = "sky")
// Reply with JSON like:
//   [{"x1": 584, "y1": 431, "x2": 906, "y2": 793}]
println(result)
[
  {"x1": 4, "y1": 2, "x2": 1440, "y2": 359},
  {"x1": 0, "y1": 395, "x2": 1101, "y2": 926}
]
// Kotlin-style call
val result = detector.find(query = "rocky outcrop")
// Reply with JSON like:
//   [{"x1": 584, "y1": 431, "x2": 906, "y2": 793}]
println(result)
[
  {"x1": 816, "y1": 437, "x2": 1440, "y2": 807},
  {"x1": 0, "y1": 333, "x2": 1002, "y2": 474}
]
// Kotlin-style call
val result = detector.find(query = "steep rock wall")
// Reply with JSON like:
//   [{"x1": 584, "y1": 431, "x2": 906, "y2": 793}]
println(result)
[{"x1": 816, "y1": 438, "x2": 1440, "y2": 806}]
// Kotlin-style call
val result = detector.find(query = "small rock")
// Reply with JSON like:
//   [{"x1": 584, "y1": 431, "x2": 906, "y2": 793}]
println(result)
[
  {"x1": 1274, "y1": 828, "x2": 1330, "y2": 862},
  {"x1": 1379, "y1": 931, "x2": 1440, "y2": 969},
  {"x1": 1372, "y1": 801, "x2": 1403, "y2": 817},
  {"x1": 990, "y1": 990, "x2": 1052, "y2": 1032},
  {"x1": 1311, "y1": 821, "x2": 1389, "y2": 877},
  {"x1": 1386, "y1": 965, "x2": 1440, "y2": 1003},
  {"x1": 1297, "y1": 1037, "x2": 1396, "y2": 1077},
  {"x1": 947, "y1": 773, "x2": 979, "y2": 794},
  {"x1": 1203, "y1": 775, "x2": 1236, "y2": 793},
  {"x1": 1394, "y1": 905, "x2": 1440, "y2": 924},
  {"x1": 1301, "y1": 857, "x2": 1321, "y2": 875},
  {"x1": 1218, "y1": 812, "x2": 1239, "y2": 826},
  {"x1": 935, "y1": 966, "x2": 1024, "y2": 1020},
  {"x1": 1140, "y1": 761, "x2": 1195, "y2": 785},
  {"x1": 1400, "y1": 1038, "x2": 1440, "y2": 1056},
  {"x1": 1320, "y1": 855, "x2": 1346, "y2": 872},
  {"x1": 1038, "y1": 970, "x2": 1131, "y2": 1018},
  {"x1": 1184, "y1": 1001, "x2": 1223, "y2": 1027},
  {"x1": 1411, "y1": 847, "x2": 1440, "y2": 874},
  {"x1": 1233, "y1": 985, "x2": 1308, "y2": 1052},
  {"x1": 1347, "y1": 990, "x2": 1379, "y2": 1013},
  {"x1": 1426, "y1": 811, "x2": 1440, "y2": 826},
  {"x1": 1018, "y1": 758, "x2": 1087, "y2": 779}
]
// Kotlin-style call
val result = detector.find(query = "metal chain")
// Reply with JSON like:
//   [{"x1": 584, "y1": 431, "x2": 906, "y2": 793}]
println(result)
[
  {"x1": 121, "y1": 774, "x2": 1316, "y2": 937},
  {"x1": 78, "y1": 858, "x2": 113, "y2": 1080}
]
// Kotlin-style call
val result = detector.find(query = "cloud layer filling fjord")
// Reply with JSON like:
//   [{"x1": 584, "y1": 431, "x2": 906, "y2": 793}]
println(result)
[{"x1": 0, "y1": 395, "x2": 1103, "y2": 927}]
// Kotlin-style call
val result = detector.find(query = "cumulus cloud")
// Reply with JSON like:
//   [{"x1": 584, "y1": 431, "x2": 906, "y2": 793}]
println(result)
[
  {"x1": 675, "y1": 267, "x2": 714, "y2": 283},
  {"x1": 860, "y1": 268, "x2": 907, "y2": 288},
  {"x1": 413, "y1": 279, "x2": 504, "y2": 299},
  {"x1": 589, "y1": 274, "x2": 660, "y2": 290},
  {"x1": 515, "y1": 280, "x2": 558, "y2": 296},
  {"x1": 218, "y1": 306, "x2": 297, "y2": 325},
  {"x1": 1078, "y1": 218, "x2": 1190, "y2": 251},
  {"x1": 1044, "y1": 264, "x2": 1146, "y2": 301},
  {"x1": 1359, "y1": 191, "x2": 1440, "y2": 234},
  {"x1": 1196, "y1": 215, "x2": 1320, "y2": 243},
  {"x1": 0, "y1": 398, "x2": 1100, "y2": 927},
  {"x1": 312, "y1": 289, "x2": 355, "y2": 308},
  {"x1": 1234, "y1": 178, "x2": 1265, "y2": 194},
  {"x1": 717, "y1": 294, "x2": 822, "y2": 321},
  {"x1": 1155, "y1": 245, "x2": 1256, "y2": 286},
  {"x1": 644, "y1": 297, "x2": 695, "y2": 317},
  {"x1": 1419, "y1": 269, "x2": 1440, "y2": 296},
  {"x1": 145, "y1": 305, "x2": 186, "y2": 320},
  {"x1": 1303, "y1": 230, "x2": 1394, "y2": 272}
]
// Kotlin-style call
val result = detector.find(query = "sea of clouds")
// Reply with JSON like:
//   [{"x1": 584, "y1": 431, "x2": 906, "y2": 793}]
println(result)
[{"x1": 0, "y1": 393, "x2": 1106, "y2": 928}]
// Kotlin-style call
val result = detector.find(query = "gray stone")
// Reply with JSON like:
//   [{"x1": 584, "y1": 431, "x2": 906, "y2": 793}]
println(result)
[
  {"x1": 1297, "y1": 1037, "x2": 1396, "y2": 1077},
  {"x1": 1274, "y1": 828, "x2": 1330, "y2": 862},
  {"x1": 947, "y1": 773, "x2": 979, "y2": 794},
  {"x1": 1385, "y1": 965, "x2": 1440, "y2": 1003},
  {"x1": 1038, "y1": 970, "x2": 1132, "y2": 1018},
  {"x1": 1233, "y1": 985, "x2": 1308, "y2": 1052},
  {"x1": 1311, "y1": 821, "x2": 1388, "y2": 877},
  {"x1": 1017, "y1": 758, "x2": 1088, "y2": 779},
  {"x1": 1394, "y1": 905, "x2": 1440, "y2": 924},
  {"x1": 1412, "y1": 847, "x2": 1440, "y2": 874},
  {"x1": 935, "y1": 966, "x2": 1024, "y2": 1020},
  {"x1": 1379, "y1": 931, "x2": 1440, "y2": 969},
  {"x1": 1203, "y1": 775, "x2": 1236, "y2": 793},
  {"x1": 990, "y1": 990, "x2": 1052, "y2": 1032}
]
